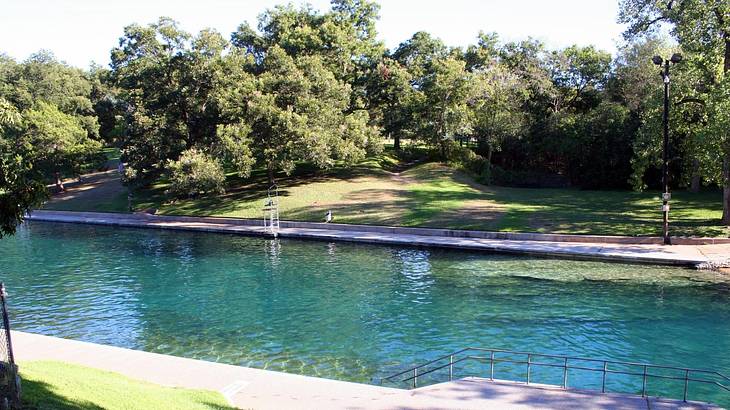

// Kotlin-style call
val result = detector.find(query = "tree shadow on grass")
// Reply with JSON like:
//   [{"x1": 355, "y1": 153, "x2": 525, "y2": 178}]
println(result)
[
  {"x1": 20, "y1": 374, "x2": 235, "y2": 410},
  {"x1": 21, "y1": 378, "x2": 104, "y2": 410},
  {"x1": 135, "y1": 161, "x2": 396, "y2": 217}
]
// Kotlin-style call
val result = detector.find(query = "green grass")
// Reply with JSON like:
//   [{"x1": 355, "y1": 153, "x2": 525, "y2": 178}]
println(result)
[
  {"x1": 132, "y1": 160, "x2": 727, "y2": 237},
  {"x1": 398, "y1": 165, "x2": 727, "y2": 237},
  {"x1": 19, "y1": 361, "x2": 233, "y2": 410},
  {"x1": 46, "y1": 150, "x2": 729, "y2": 237}
]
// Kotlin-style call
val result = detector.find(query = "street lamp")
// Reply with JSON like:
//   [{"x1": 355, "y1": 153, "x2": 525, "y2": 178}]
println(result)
[{"x1": 652, "y1": 53, "x2": 682, "y2": 245}]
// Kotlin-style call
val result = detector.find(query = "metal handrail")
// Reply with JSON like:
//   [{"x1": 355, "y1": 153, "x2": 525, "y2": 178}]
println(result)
[{"x1": 381, "y1": 347, "x2": 730, "y2": 403}]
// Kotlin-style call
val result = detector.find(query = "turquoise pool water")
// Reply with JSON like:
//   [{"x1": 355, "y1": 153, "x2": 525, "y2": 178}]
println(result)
[{"x1": 1, "y1": 221, "x2": 729, "y2": 404}]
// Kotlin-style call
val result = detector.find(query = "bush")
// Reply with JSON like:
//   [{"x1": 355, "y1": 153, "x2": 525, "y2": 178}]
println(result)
[
  {"x1": 166, "y1": 149, "x2": 226, "y2": 198},
  {"x1": 443, "y1": 140, "x2": 486, "y2": 175}
]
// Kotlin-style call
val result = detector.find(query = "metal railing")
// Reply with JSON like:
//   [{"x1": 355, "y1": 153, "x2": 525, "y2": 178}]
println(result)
[{"x1": 382, "y1": 347, "x2": 730, "y2": 403}]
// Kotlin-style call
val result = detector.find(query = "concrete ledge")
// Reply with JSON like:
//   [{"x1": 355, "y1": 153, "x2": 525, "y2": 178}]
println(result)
[
  {"x1": 31, "y1": 209, "x2": 730, "y2": 245},
  {"x1": 25, "y1": 210, "x2": 730, "y2": 268},
  {"x1": 11, "y1": 331, "x2": 720, "y2": 409}
]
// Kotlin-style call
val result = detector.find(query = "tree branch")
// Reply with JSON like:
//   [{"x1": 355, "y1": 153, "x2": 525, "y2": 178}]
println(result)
[{"x1": 675, "y1": 97, "x2": 705, "y2": 106}]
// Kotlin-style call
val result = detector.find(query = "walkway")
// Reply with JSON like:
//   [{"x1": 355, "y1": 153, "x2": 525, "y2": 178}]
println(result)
[
  {"x1": 12, "y1": 331, "x2": 719, "y2": 409},
  {"x1": 26, "y1": 210, "x2": 730, "y2": 268}
]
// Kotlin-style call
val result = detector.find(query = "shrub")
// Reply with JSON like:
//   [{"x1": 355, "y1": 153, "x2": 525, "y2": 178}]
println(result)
[
  {"x1": 443, "y1": 140, "x2": 486, "y2": 175},
  {"x1": 166, "y1": 149, "x2": 226, "y2": 198}
]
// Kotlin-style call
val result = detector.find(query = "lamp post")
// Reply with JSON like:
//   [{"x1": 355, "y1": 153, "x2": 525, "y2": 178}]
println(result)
[{"x1": 652, "y1": 53, "x2": 682, "y2": 245}]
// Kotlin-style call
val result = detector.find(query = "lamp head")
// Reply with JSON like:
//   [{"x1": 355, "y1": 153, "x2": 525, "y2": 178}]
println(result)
[
  {"x1": 670, "y1": 53, "x2": 683, "y2": 64},
  {"x1": 652, "y1": 55, "x2": 664, "y2": 66}
]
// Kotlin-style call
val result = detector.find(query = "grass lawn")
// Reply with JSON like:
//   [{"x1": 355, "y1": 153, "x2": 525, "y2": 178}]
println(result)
[
  {"x1": 19, "y1": 361, "x2": 232, "y2": 410},
  {"x1": 132, "y1": 157, "x2": 727, "y2": 237},
  {"x1": 44, "y1": 151, "x2": 729, "y2": 237}
]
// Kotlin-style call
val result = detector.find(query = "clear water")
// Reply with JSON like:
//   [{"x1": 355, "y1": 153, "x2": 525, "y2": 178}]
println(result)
[{"x1": 1, "y1": 221, "x2": 729, "y2": 405}]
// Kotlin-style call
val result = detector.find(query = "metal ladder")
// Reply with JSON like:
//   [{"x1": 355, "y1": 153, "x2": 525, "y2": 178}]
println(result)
[{"x1": 263, "y1": 184, "x2": 280, "y2": 237}]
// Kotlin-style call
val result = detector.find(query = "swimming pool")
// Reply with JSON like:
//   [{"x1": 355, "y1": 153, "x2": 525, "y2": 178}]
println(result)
[{"x1": 1, "y1": 221, "x2": 728, "y2": 404}]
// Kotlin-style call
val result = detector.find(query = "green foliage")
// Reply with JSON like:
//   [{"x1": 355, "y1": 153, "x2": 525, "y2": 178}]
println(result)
[
  {"x1": 619, "y1": 0, "x2": 730, "y2": 221},
  {"x1": 22, "y1": 102, "x2": 102, "y2": 177},
  {"x1": 219, "y1": 44, "x2": 380, "y2": 182},
  {"x1": 563, "y1": 102, "x2": 635, "y2": 189},
  {"x1": 111, "y1": 18, "x2": 228, "y2": 183},
  {"x1": 0, "y1": 98, "x2": 47, "y2": 237},
  {"x1": 548, "y1": 45, "x2": 612, "y2": 112},
  {"x1": 166, "y1": 149, "x2": 226, "y2": 198},
  {"x1": 470, "y1": 63, "x2": 528, "y2": 162},
  {"x1": 443, "y1": 140, "x2": 486, "y2": 175},
  {"x1": 416, "y1": 57, "x2": 474, "y2": 155}
]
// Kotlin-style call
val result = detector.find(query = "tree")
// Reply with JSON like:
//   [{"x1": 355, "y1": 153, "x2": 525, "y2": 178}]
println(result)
[
  {"x1": 2, "y1": 51, "x2": 100, "y2": 139},
  {"x1": 111, "y1": 18, "x2": 229, "y2": 183},
  {"x1": 89, "y1": 65, "x2": 124, "y2": 144},
  {"x1": 548, "y1": 45, "x2": 612, "y2": 113},
  {"x1": 231, "y1": 0, "x2": 384, "y2": 109},
  {"x1": 470, "y1": 64, "x2": 527, "y2": 172},
  {"x1": 392, "y1": 31, "x2": 449, "y2": 87},
  {"x1": 416, "y1": 57, "x2": 474, "y2": 156},
  {"x1": 365, "y1": 58, "x2": 414, "y2": 150},
  {"x1": 21, "y1": 102, "x2": 102, "y2": 190},
  {"x1": 619, "y1": 0, "x2": 730, "y2": 223},
  {"x1": 218, "y1": 45, "x2": 381, "y2": 183},
  {"x1": 166, "y1": 148, "x2": 225, "y2": 198},
  {"x1": 0, "y1": 98, "x2": 47, "y2": 237}
]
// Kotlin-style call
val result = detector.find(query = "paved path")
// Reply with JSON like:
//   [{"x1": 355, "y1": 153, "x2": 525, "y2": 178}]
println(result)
[
  {"x1": 26, "y1": 210, "x2": 730, "y2": 268},
  {"x1": 12, "y1": 331, "x2": 719, "y2": 409},
  {"x1": 44, "y1": 170, "x2": 125, "y2": 212}
]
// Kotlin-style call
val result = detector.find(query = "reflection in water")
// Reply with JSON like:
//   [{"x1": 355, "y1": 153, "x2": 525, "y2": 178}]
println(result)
[{"x1": 0, "y1": 221, "x2": 728, "y2": 405}]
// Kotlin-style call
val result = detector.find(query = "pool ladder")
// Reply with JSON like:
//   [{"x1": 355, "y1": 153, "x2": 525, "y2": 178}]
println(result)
[
  {"x1": 382, "y1": 347, "x2": 730, "y2": 403},
  {"x1": 263, "y1": 184, "x2": 280, "y2": 237}
]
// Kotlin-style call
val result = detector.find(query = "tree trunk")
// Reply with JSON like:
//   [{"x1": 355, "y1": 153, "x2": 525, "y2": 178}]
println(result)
[
  {"x1": 393, "y1": 133, "x2": 400, "y2": 151},
  {"x1": 690, "y1": 158, "x2": 700, "y2": 192},
  {"x1": 485, "y1": 145, "x2": 494, "y2": 184},
  {"x1": 267, "y1": 164, "x2": 275, "y2": 185},
  {"x1": 54, "y1": 171, "x2": 64, "y2": 192},
  {"x1": 722, "y1": 154, "x2": 730, "y2": 225}
]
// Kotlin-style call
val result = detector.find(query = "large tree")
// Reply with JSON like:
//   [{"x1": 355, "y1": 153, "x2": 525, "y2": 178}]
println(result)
[
  {"x1": 20, "y1": 102, "x2": 102, "y2": 191},
  {"x1": 470, "y1": 64, "x2": 528, "y2": 171},
  {"x1": 416, "y1": 57, "x2": 474, "y2": 156},
  {"x1": 111, "y1": 18, "x2": 229, "y2": 183},
  {"x1": 218, "y1": 45, "x2": 380, "y2": 183},
  {"x1": 232, "y1": 0, "x2": 384, "y2": 109},
  {"x1": 365, "y1": 57, "x2": 415, "y2": 150}
]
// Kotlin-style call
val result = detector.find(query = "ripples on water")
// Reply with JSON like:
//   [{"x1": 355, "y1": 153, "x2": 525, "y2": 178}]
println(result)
[{"x1": 1, "y1": 222, "x2": 728, "y2": 404}]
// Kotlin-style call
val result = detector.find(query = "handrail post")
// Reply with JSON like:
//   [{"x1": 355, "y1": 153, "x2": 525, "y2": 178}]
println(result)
[
  {"x1": 449, "y1": 355, "x2": 453, "y2": 381},
  {"x1": 490, "y1": 351, "x2": 495, "y2": 381},
  {"x1": 683, "y1": 369, "x2": 689, "y2": 402},
  {"x1": 413, "y1": 368, "x2": 418, "y2": 389},
  {"x1": 602, "y1": 361, "x2": 607, "y2": 393},
  {"x1": 526, "y1": 354, "x2": 531, "y2": 385},
  {"x1": 563, "y1": 357, "x2": 568, "y2": 389},
  {"x1": 642, "y1": 365, "x2": 648, "y2": 397}
]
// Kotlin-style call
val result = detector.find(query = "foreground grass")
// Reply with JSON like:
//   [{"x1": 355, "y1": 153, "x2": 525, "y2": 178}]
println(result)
[
  {"x1": 45, "y1": 151, "x2": 729, "y2": 237},
  {"x1": 20, "y1": 361, "x2": 232, "y2": 410}
]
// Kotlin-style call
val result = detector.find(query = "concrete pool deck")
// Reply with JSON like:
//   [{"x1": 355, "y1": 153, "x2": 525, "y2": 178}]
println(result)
[
  {"x1": 12, "y1": 331, "x2": 721, "y2": 409},
  {"x1": 26, "y1": 210, "x2": 730, "y2": 268}
]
